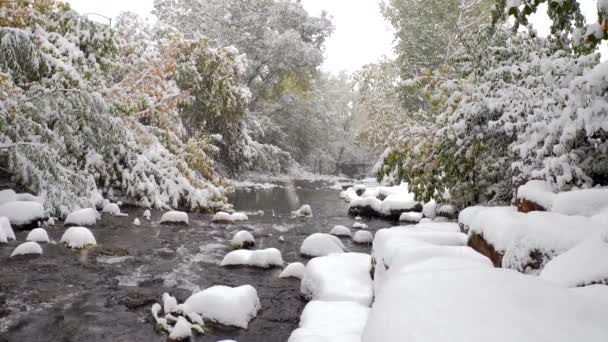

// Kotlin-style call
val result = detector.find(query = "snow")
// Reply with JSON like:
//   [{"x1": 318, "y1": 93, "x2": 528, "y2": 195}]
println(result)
[
  {"x1": 380, "y1": 194, "x2": 418, "y2": 215},
  {"x1": 330, "y1": 225, "x2": 352, "y2": 237},
  {"x1": 348, "y1": 197, "x2": 382, "y2": 213},
  {"x1": 163, "y1": 293, "x2": 178, "y2": 314},
  {"x1": 169, "y1": 316, "x2": 192, "y2": 340},
  {"x1": 422, "y1": 201, "x2": 437, "y2": 219},
  {"x1": 539, "y1": 233, "x2": 608, "y2": 287},
  {"x1": 0, "y1": 216, "x2": 15, "y2": 243},
  {"x1": 292, "y1": 204, "x2": 313, "y2": 218},
  {"x1": 437, "y1": 204, "x2": 455, "y2": 217},
  {"x1": 160, "y1": 211, "x2": 189, "y2": 225},
  {"x1": 133, "y1": 218, "x2": 141, "y2": 226},
  {"x1": 212, "y1": 211, "x2": 249, "y2": 223},
  {"x1": 10, "y1": 241, "x2": 43, "y2": 257},
  {"x1": 301, "y1": 253, "x2": 373, "y2": 306},
  {"x1": 102, "y1": 203, "x2": 121, "y2": 216},
  {"x1": 352, "y1": 222, "x2": 368, "y2": 229},
  {"x1": 220, "y1": 248, "x2": 284, "y2": 268},
  {"x1": 60, "y1": 227, "x2": 97, "y2": 249},
  {"x1": 399, "y1": 211, "x2": 423, "y2": 223},
  {"x1": 300, "y1": 233, "x2": 346, "y2": 257},
  {"x1": 143, "y1": 209, "x2": 151, "y2": 220},
  {"x1": 517, "y1": 180, "x2": 556, "y2": 209},
  {"x1": 231, "y1": 230, "x2": 255, "y2": 248},
  {"x1": 26, "y1": 228, "x2": 50, "y2": 243},
  {"x1": 279, "y1": 262, "x2": 307, "y2": 279},
  {"x1": 0, "y1": 189, "x2": 16, "y2": 205},
  {"x1": 288, "y1": 301, "x2": 370, "y2": 342},
  {"x1": 0, "y1": 201, "x2": 45, "y2": 226},
  {"x1": 362, "y1": 268, "x2": 608, "y2": 342},
  {"x1": 65, "y1": 208, "x2": 99, "y2": 226},
  {"x1": 353, "y1": 230, "x2": 373, "y2": 244},
  {"x1": 552, "y1": 188, "x2": 608, "y2": 217},
  {"x1": 47, "y1": 217, "x2": 55, "y2": 226},
  {"x1": 181, "y1": 285, "x2": 261, "y2": 329}
]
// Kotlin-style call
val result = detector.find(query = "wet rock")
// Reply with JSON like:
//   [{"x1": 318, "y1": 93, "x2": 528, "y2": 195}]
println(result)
[
  {"x1": 467, "y1": 233, "x2": 503, "y2": 267},
  {"x1": 110, "y1": 288, "x2": 161, "y2": 310},
  {"x1": 516, "y1": 198, "x2": 547, "y2": 213},
  {"x1": 154, "y1": 247, "x2": 176, "y2": 259},
  {"x1": 138, "y1": 278, "x2": 165, "y2": 288}
]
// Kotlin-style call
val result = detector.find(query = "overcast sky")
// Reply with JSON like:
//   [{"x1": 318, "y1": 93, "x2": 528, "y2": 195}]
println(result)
[{"x1": 66, "y1": 0, "x2": 605, "y2": 74}]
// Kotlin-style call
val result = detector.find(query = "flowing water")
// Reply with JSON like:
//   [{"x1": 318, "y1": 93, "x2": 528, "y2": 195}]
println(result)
[{"x1": 0, "y1": 179, "x2": 395, "y2": 342}]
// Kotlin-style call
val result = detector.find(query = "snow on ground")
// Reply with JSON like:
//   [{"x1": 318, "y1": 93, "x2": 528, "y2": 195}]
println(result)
[
  {"x1": 301, "y1": 253, "x2": 373, "y2": 306},
  {"x1": 0, "y1": 201, "x2": 45, "y2": 226},
  {"x1": 330, "y1": 225, "x2": 352, "y2": 238},
  {"x1": 231, "y1": 179, "x2": 282, "y2": 190},
  {"x1": 362, "y1": 268, "x2": 608, "y2": 342},
  {"x1": 10, "y1": 241, "x2": 43, "y2": 257},
  {"x1": 300, "y1": 233, "x2": 345, "y2": 257},
  {"x1": 279, "y1": 262, "x2": 307, "y2": 279},
  {"x1": 212, "y1": 211, "x2": 249, "y2": 223},
  {"x1": 160, "y1": 211, "x2": 189, "y2": 225},
  {"x1": 288, "y1": 301, "x2": 370, "y2": 342},
  {"x1": 291, "y1": 205, "x2": 313, "y2": 218},
  {"x1": 539, "y1": 233, "x2": 608, "y2": 287},
  {"x1": 0, "y1": 216, "x2": 15, "y2": 243},
  {"x1": 60, "y1": 227, "x2": 97, "y2": 249},
  {"x1": 102, "y1": 203, "x2": 121, "y2": 216},
  {"x1": 26, "y1": 228, "x2": 50, "y2": 243},
  {"x1": 181, "y1": 285, "x2": 261, "y2": 329},
  {"x1": 353, "y1": 230, "x2": 373, "y2": 244},
  {"x1": 64, "y1": 208, "x2": 99, "y2": 226},
  {"x1": 231, "y1": 230, "x2": 255, "y2": 249},
  {"x1": 220, "y1": 248, "x2": 284, "y2": 268},
  {"x1": 399, "y1": 211, "x2": 422, "y2": 223}
]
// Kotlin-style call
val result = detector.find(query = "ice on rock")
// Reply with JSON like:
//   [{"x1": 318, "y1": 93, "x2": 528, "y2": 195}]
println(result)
[
  {"x1": 288, "y1": 301, "x2": 370, "y2": 342},
  {"x1": 163, "y1": 293, "x2": 178, "y2": 314},
  {"x1": 279, "y1": 262, "x2": 306, "y2": 279},
  {"x1": 181, "y1": 285, "x2": 261, "y2": 329},
  {"x1": 212, "y1": 211, "x2": 249, "y2": 223},
  {"x1": 160, "y1": 211, "x2": 189, "y2": 225},
  {"x1": 143, "y1": 209, "x2": 151, "y2": 220},
  {"x1": 353, "y1": 230, "x2": 373, "y2": 244},
  {"x1": 10, "y1": 241, "x2": 43, "y2": 257},
  {"x1": 26, "y1": 228, "x2": 50, "y2": 243},
  {"x1": 102, "y1": 203, "x2": 121, "y2": 216},
  {"x1": 300, "y1": 233, "x2": 345, "y2": 257},
  {"x1": 60, "y1": 227, "x2": 97, "y2": 249},
  {"x1": 301, "y1": 253, "x2": 373, "y2": 306},
  {"x1": 169, "y1": 316, "x2": 192, "y2": 340},
  {"x1": 0, "y1": 216, "x2": 15, "y2": 243},
  {"x1": 0, "y1": 189, "x2": 16, "y2": 205},
  {"x1": 220, "y1": 248, "x2": 284, "y2": 268},
  {"x1": 65, "y1": 208, "x2": 99, "y2": 226},
  {"x1": 352, "y1": 222, "x2": 368, "y2": 229},
  {"x1": 292, "y1": 204, "x2": 313, "y2": 218},
  {"x1": 231, "y1": 230, "x2": 255, "y2": 249},
  {"x1": 133, "y1": 218, "x2": 141, "y2": 226},
  {"x1": 330, "y1": 225, "x2": 352, "y2": 238},
  {"x1": 399, "y1": 211, "x2": 423, "y2": 223},
  {"x1": 0, "y1": 201, "x2": 45, "y2": 227},
  {"x1": 187, "y1": 312, "x2": 204, "y2": 326}
]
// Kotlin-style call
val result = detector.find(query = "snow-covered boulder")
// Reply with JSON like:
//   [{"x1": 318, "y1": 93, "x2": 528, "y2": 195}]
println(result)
[
  {"x1": 60, "y1": 227, "x2": 97, "y2": 249},
  {"x1": 300, "y1": 233, "x2": 345, "y2": 257},
  {"x1": 437, "y1": 204, "x2": 456, "y2": 219},
  {"x1": 143, "y1": 209, "x2": 151, "y2": 220},
  {"x1": 160, "y1": 211, "x2": 189, "y2": 225},
  {"x1": 231, "y1": 230, "x2": 255, "y2": 249},
  {"x1": 288, "y1": 301, "x2": 370, "y2": 342},
  {"x1": 10, "y1": 241, "x2": 43, "y2": 257},
  {"x1": 0, "y1": 201, "x2": 45, "y2": 229},
  {"x1": 212, "y1": 211, "x2": 249, "y2": 223},
  {"x1": 0, "y1": 216, "x2": 15, "y2": 243},
  {"x1": 539, "y1": 234, "x2": 608, "y2": 287},
  {"x1": 380, "y1": 194, "x2": 422, "y2": 219},
  {"x1": 348, "y1": 197, "x2": 382, "y2": 217},
  {"x1": 102, "y1": 203, "x2": 121, "y2": 216},
  {"x1": 399, "y1": 211, "x2": 423, "y2": 223},
  {"x1": 26, "y1": 228, "x2": 50, "y2": 243},
  {"x1": 181, "y1": 285, "x2": 261, "y2": 329},
  {"x1": 352, "y1": 222, "x2": 368, "y2": 229},
  {"x1": 291, "y1": 205, "x2": 313, "y2": 218},
  {"x1": 220, "y1": 248, "x2": 284, "y2": 268},
  {"x1": 65, "y1": 208, "x2": 99, "y2": 227},
  {"x1": 516, "y1": 180, "x2": 555, "y2": 212},
  {"x1": 0, "y1": 189, "x2": 16, "y2": 205},
  {"x1": 279, "y1": 262, "x2": 306, "y2": 279},
  {"x1": 362, "y1": 268, "x2": 608, "y2": 342},
  {"x1": 422, "y1": 202, "x2": 437, "y2": 219},
  {"x1": 301, "y1": 253, "x2": 373, "y2": 306},
  {"x1": 330, "y1": 225, "x2": 352, "y2": 238},
  {"x1": 552, "y1": 188, "x2": 608, "y2": 217},
  {"x1": 353, "y1": 230, "x2": 373, "y2": 244},
  {"x1": 340, "y1": 187, "x2": 360, "y2": 202}
]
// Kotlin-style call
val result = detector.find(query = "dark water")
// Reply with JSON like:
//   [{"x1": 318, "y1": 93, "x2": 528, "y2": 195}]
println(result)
[{"x1": 0, "y1": 179, "x2": 396, "y2": 342}]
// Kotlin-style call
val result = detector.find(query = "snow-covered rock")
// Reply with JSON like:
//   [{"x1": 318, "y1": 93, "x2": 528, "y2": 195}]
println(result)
[
  {"x1": 301, "y1": 253, "x2": 373, "y2": 306},
  {"x1": 0, "y1": 216, "x2": 15, "y2": 243},
  {"x1": 10, "y1": 241, "x2": 43, "y2": 257},
  {"x1": 220, "y1": 248, "x2": 284, "y2": 268},
  {"x1": 65, "y1": 208, "x2": 99, "y2": 226},
  {"x1": 353, "y1": 230, "x2": 373, "y2": 244},
  {"x1": 540, "y1": 234, "x2": 608, "y2": 287},
  {"x1": 399, "y1": 211, "x2": 423, "y2": 223},
  {"x1": 231, "y1": 230, "x2": 255, "y2": 249},
  {"x1": 102, "y1": 203, "x2": 121, "y2": 216},
  {"x1": 552, "y1": 188, "x2": 608, "y2": 217},
  {"x1": 437, "y1": 204, "x2": 456, "y2": 218},
  {"x1": 47, "y1": 217, "x2": 55, "y2": 226},
  {"x1": 160, "y1": 211, "x2": 189, "y2": 225},
  {"x1": 291, "y1": 205, "x2": 313, "y2": 218},
  {"x1": 279, "y1": 262, "x2": 306, "y2": 279},
  {"x1": 133, "y1": 218, "x2": 141, "y2": 226},
  {"x1": 288, "y1": 301, "x2": 370, "y2": 342},
  {"x1": 330, "y1": 225, "x2": 352, "y2": 238},
  {"x1": 169, "y1": 316, "x2": 192, "y2": 340},
  {"x1": 181, "y1": 285, "x2": 261, "y2": 329},
  {"x1": 0, "y1": 201, "x2": 45, "y2": 228},
  {"x1": 143, "y1": 209, "x2": 151, "y2": 220},
  {"x1": 516, "y1": 180, "x2": 556, "y2": 211},
  {"x1": 422, "y1": 202, "x2": 437, "y2": 219},
  {"x1": 348, "y1": 197, "x2": 382, "y2": 217},
  {"x1": 60, "y1": 227, "x2": 97, "y2": 249},
  {"x1": 15, "y1": 192, "x2": 43, "y2": 203},
  {"x1": 362, "y1": 268, "x2": 608, "y2": 342},
  {"x1": 163, "y1": 293, "x2": 179, "y2": 314},
  {"x1": 380, "y1": 194, "x2": 420, "y2": 218},
  {"x1": 212, "y1": 211, "x2": 249, "y2": 223},
  {"x1": 26, "y1": 228, "x2": 50, "y2": 243},
  {"x1": 300, "y1": 233, "x2": 345, "y2": 257},
  {"x1": 0, "y1": 189, "x2": 16, "y2": 205},
  {"x1": 352, "y1": 222, "x2": 368, "y2": 229}
]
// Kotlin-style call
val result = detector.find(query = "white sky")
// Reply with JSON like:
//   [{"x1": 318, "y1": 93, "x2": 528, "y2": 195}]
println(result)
[{"x1": 67, "y1": 0, "x2": 605, "y2": 73}]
